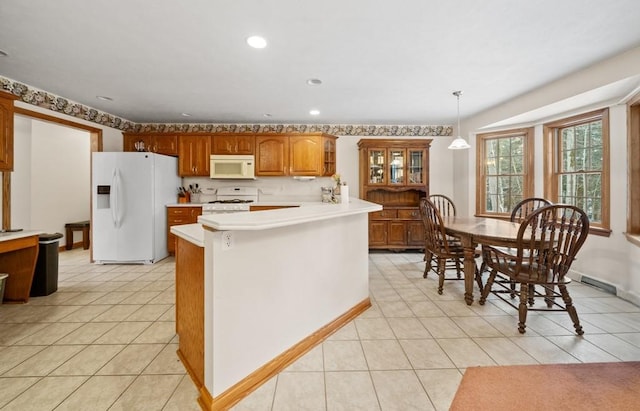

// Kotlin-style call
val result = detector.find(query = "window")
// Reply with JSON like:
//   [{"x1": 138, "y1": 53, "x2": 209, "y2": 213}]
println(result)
[
  {"x1": 476, "y1": 128, "x2": 534, "y2": 218},
  {"x1": 543, "y1": 109, "x2": 610, "y2": 236}
]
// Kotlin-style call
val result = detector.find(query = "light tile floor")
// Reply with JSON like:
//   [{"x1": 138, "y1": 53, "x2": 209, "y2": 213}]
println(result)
[{"x1": 1, "y1": 249, "x2": 640, "y2": 410}]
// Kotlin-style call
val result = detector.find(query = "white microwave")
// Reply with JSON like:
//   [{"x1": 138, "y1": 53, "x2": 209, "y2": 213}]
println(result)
[{"x1": 210, "y1": 154, "x2": 256, "y2": 179}]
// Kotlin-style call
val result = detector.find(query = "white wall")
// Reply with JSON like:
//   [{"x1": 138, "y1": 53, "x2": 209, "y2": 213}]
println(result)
[{"x1": 454, "y1": 45, "x2": 640, "y2": 303}]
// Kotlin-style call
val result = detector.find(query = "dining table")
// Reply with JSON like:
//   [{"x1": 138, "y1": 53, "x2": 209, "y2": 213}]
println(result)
[{"x1": 442, "y1": 216, "x2": 522, "y2": 305}]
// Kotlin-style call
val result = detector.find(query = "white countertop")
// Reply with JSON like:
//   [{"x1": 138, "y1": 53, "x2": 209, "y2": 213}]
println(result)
[
  {"x1": 0, "y1": 230, "x2": 44, "y2": 243},
  {"x1": 170, "y1": 223, "x2": 204, "y2": 247},
  {"x1": 198, "y1": 198, "x2": 381, "y2": 231}
]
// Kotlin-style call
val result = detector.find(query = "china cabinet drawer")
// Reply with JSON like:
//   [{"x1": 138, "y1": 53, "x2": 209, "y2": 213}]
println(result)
[
  {"x1": 371, "y1": 209, "x2": 398, "y2": 219},
  {"x1": 398, "y1": 209, "x2": 421, "y2": 220}
]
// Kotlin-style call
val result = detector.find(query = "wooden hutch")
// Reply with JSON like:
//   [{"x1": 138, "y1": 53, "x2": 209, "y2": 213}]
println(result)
[{"x1": 358, "y1": 139, "x2": 431, "y2": 250}]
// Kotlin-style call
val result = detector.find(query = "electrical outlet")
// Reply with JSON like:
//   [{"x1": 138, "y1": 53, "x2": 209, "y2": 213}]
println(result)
[{"x1": 222, "y1": 232, "x2": 233, "y2": 250}]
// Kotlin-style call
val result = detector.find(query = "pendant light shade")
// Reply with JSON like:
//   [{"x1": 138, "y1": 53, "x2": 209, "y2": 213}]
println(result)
[{"x1": 448, "y1": 90, "x2": 471, "y2": 150}]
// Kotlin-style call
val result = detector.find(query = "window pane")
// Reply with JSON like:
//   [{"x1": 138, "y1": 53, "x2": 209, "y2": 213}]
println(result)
[
  {"x1": 486, "y1": 139, "x2": 498, "y2": 157},
  {"x1": 575, "y1": 124, "x2": 588, "y2": 149},
  {"x1": 574, "y1": 148, "x2": 586, "y2": 171},
  {"x1": 562, "y1": 148, "x2": 573, "y2": 172},
  {"x1": 586, "y1": 174, "x2": 601, "y2": 198},
  {"x1": 498, "y1": 156, "x2": 511, "y2": 174},
  {"x1": 562, "y1": 128, "x2": 574, "y2": 151}
]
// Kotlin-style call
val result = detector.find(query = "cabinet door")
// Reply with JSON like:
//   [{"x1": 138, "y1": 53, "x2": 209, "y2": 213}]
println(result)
[
  {"x1": 388, "y1": 221, "x2": 407, "y2": 245},
  {"x1": 153, "y1": 135, "x2": 178, "y2": 156},
  {"x1": 235, "y1": 135, "x2": 255, "y2": 154},
  {"x1": 322, "y1": 135, "x2": 337, "y2": 176},
  {"x1": 0, "y1": 96, "x2": 14, "y2": 171},
  {"x1": 212, "y1": 135, "x2": 237, "y2": 155},
  {"x1": 212, "y1": 135, "x2": 255, "y2": 155},
  {"x1": 178, "y1": 135, "x2": 211, "y2": 176},
  {"x1": 255, "y1": 135, "x2": 289, "y2": 176},
  {"x1": 407, "y1": 221, "x2": 425, "y2": 246},
  {"x1": 123, "y1": 134, "x2": 153, "y2": 153},
  {"x1": 369, "y1": 221, "x2": 388, "y2": 246},
  {"x1": 367, "y1": 148, "x2": 387, "y2": 185},
  {"x1": 289, "y1": 135, "x2": 322, "y2": 176},
  {"x1": 407, "y1": 149, "x2": 426, "y2": 185},
  {"x1": 388, "y1": 149, "x2": 406, "y2": 185}
]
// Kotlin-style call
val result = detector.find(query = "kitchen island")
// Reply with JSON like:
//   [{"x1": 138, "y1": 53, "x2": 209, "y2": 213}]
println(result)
[{"x1": 171, "y1": 199, "x2": 381, "y2": 410}]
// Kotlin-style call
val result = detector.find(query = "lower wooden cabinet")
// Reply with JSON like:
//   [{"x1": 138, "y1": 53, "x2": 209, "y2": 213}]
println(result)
[
  {"x1": 368, "y1": 206, "x2": 424, "y2": 250},
  {"x1": 167, "y1": 206, "x2": 201, "y2": 254}
]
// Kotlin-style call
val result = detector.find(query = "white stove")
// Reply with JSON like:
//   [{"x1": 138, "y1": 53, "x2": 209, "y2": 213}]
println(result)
[{"x1": 201, "y1": 187, "x2": 258, "y2": 214}]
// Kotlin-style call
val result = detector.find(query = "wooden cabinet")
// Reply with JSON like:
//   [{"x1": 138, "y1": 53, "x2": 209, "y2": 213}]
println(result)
[
  {"x1": 255, "y1": 133, "x2": 337, "y2": 177},
  {"x1": 0, "y1": 91, "x2": 18, "y2": 171},
  {"x1": 289, "y1": 134, "x2": 323, "y2": 176},
  {"x1": 167, "y1": 206, "x2": 201, "y2": 254},
  {"x1": 211, "y1": 134, "x2": 254, "y2": 155},
  {"x1": 255, "y1": 135, "x2": 289, "y2": 176},
  {"x1": 358, "y1": 139, "x2": 432, "y2": 250},
  {"x1": 178, "y1": 135, "x2": 211, "y2": 176},
  {"x1": 322, "y1": 135, "x2": 337, "y2": 176},
  {"x1": 123, "y1": 133, "x2": 178, "y2": 156}
]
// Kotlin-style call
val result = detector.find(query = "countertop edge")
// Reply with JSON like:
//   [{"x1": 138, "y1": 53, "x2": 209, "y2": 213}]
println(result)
[
  {"x1": 0, "y1": 230, "x2": 45, "y2": 243},
  {"x1": 197, "y1": 199, "x2": 382, "y2": 231},
  {"x1": 170, "y1": 223, "x2": 204, "y2": 247}
]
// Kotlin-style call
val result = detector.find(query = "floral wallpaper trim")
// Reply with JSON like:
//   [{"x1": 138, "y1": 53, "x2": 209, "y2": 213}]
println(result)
[
  {"x1": 1, "y1": 76, "x2": 137, "y2": 131},
  {"x1": 1, "y1": 76, "x2": 452, "y2": 136},
  {"x1": 132, "y1": 123, "x2": 452, "y2": 136}
]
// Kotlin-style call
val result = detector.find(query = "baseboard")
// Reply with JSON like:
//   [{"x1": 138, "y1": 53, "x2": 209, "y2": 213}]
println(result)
[{"x1": 198, "y1": 297, "x2": 371, "y2": 411}]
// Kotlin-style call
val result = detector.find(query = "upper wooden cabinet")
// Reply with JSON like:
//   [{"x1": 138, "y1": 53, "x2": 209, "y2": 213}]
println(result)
[
  {"x1": 0, "y1": 91, "x2": 18, "y2": 171},
  {"x1": 211, "y1": 134, "x2": 254, "y2": 155},
  {"x1": 255, "y1": 133, "x2": 337, "y2": 177},
  {"x1": 289, "y1": 135, "x2": 323, "y2": 176},
  {"x1": 358, "y1": 138, "x2": 431, "y2": 250},
  {"x1": 122, "y1": 132, "x2": 335, "y2": 178},
  {"x1": 322, "y1": 135, "x2": 337, "y2": 176},
  {"x1": 255, "y1": 135, "x2": 289, "y2": 176},
  {"x1": 123, "y1": 133, "x2": 178, "y2": 156},
  {"x1": 178, "y1": 135, "x2": 211, "y2": 176}
]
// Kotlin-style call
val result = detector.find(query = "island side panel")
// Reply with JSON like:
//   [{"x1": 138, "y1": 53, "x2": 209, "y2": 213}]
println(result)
[
  {"x1": 175, "y1": 235, "x2": 204, "y2": 388},
  {"x1": 203, "y1": 212, "x2": 370, "y2": 397}
]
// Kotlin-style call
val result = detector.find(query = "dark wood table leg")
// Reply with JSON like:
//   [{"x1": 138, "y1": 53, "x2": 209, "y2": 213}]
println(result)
[{"x1": 460, "y1": 235, "x2": 476, "y2": 305}]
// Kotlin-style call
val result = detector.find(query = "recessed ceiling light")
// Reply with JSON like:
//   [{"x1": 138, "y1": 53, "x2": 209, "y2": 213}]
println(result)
[
  {"x1": 309, "y1": 109, "x2": 320, "y2": 116},
  {"x1": 306, "y1": 78, "x2": 322, "y2": 86},
  {"x1": 0, "y1": 50, "x2": 8, "y2": 57},
  {"x1": 181, "y1": 113, "x2": 192, "y2": 117},
  {"x1": 263, "y1": 113, "x2": 272, "y2": 118},
  {"x1": 96, "y1": 95, "x2": 113, "y2": 101},
  {"x1": 246, "y1": 35, "x2": 267, "y2": 49}
]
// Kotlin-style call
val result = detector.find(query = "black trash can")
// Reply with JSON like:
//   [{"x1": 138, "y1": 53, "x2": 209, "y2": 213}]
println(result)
[{"x1": 30, "y1": 233, "x2": 63, "y2": 297}]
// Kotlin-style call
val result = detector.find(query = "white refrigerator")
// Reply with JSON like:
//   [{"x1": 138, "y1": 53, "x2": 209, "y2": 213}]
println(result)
[{"x1": 92, "y1": 152, "x2": 180, "y2": 264}]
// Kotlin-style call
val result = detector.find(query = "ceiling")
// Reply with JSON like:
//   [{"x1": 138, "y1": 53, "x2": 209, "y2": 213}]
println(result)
[{"x1": 2, "y1": 0, "x2": 640, "y2": 127}]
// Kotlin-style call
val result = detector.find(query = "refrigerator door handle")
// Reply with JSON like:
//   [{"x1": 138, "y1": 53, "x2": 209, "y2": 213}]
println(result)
[{"x1": 111, "y1": 169, "x2": 119, "y2": 228}]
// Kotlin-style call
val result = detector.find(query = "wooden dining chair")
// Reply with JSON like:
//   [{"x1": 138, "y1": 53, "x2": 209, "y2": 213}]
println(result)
[
  {"x1": 419, "y1": 198, "x2": 483, "y2": 295},
  {"x1": 479, "y1": 204, "x2": 590, "y2": 334},
  {"x1": 510, "y1": 197, "x2": 553, "y2": 223},
  {"x1": 426, "y1": 194, "x2": 482, "y2": 282},
  {"x1": 480, "y1": 197, "x2": 553, "y2": 300}
]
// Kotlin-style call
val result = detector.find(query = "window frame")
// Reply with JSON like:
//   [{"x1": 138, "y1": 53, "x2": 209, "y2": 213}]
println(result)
[
  {"x1": 627, "y1": 93, "x2": 640, "y2": 245},
  {"x1": 475, "y1": 127, "x2": 535, "y2": 219},
  {"x1": 543, "y1": 108, "x2": 610, "y2": 236}
]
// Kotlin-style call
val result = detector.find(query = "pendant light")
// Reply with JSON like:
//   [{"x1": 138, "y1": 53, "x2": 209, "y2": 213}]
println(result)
[{"x1": 448, "y1": 90, "x2": 471, "y2": 150}]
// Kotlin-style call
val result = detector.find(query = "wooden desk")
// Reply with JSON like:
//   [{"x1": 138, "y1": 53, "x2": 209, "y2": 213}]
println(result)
[
  {"x1": 0, "y1": 232, "x2": 41, "y2": 303},
  {"x1": 442, "y1": 216, "x2": 521, "y2": 305}
]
